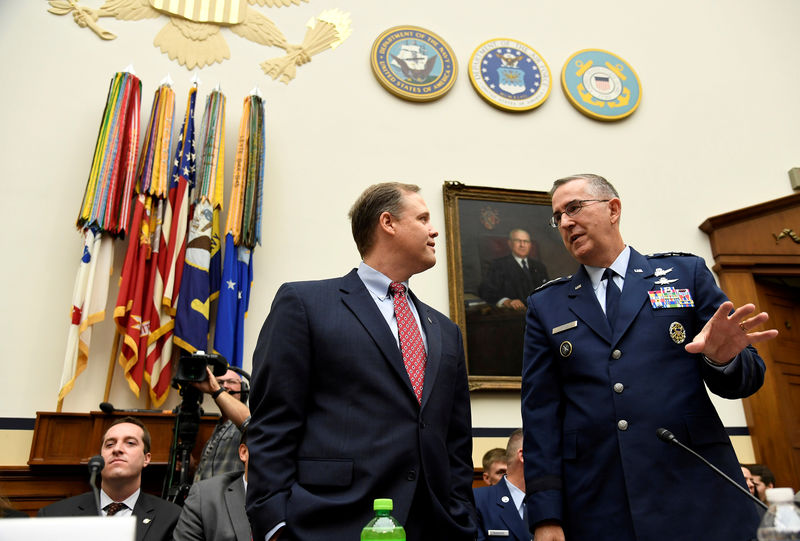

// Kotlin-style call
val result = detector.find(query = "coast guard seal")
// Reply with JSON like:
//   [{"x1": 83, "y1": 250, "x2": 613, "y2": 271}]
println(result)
[
  {"x1": 561, "y1": 48, "x2": 642, "y2": 121},
  {"x1": 370, "y1": 25, "x2": 458, "y2": 102},
  {"x1": 468, "y1": 38, "x2": 552, "y2": 112}
]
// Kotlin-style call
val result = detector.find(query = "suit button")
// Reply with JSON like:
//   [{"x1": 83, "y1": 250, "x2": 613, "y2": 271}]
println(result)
[
  {"x1": 618, "y1": 420, "x2": 629, "y2": 431},
  {"x1": 406, "y1": 469, "x2": 417, "y2": 481},
  {"x1": 419, "y1": 420, "x2": 426, "y2": 429},
  {"x1": 613, "y1": 383, "x2": 624, "y2": 394},
  {"x1": 611, "y1": 349, "x2": 622, "y2": 360}
]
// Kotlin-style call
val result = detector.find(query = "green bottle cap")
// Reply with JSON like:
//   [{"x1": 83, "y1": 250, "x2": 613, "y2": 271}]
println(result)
[{"x1": 373, "y1": 498, "x2": 393, "y2": 511}]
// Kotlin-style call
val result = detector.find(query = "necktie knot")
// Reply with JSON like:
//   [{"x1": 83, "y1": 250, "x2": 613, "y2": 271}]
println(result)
[
  {"x1": 389, "y1": 282, "x2": 406, "y2": 298},
  {"x1": 104, "y1": 502, "x2": 127, "y2": 516}
]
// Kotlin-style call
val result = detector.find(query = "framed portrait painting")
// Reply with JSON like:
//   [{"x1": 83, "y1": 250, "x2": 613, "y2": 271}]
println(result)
[{"x1": 442, "y1": 181, "x2": 576, "y2": 390}]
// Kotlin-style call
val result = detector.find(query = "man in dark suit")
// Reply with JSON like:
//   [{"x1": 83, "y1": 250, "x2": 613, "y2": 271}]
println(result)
[
  {"x1": 173, "y1": 429, "x2": 250, "y2": 541},
  {"x1": 521, "y1": 174, "x2": 778, "y2": 541},
  {"x1": 475, "y1": 429, "x2": 530, "y2": 541},
  {"x1": 479, "y1": 229, "x2": 548, "y2": 310},
  {"x1": 38, "y1": 416, "x2": 180, "y2": 541},
  {"x1": 245, "y1": 182, "x2": 476, "y2": 541}
]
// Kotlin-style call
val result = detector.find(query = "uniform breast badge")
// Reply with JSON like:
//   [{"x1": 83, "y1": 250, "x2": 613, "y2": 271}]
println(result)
[
  {"x1": 561, "y1": 48, "x2": 641, "y2": 121},
  {"x1": 669, "y1": 322, "x2": 686, "y2": 344},
  {"x1": 468, "y1": 38, "x2": 552, "y2": 112},
  {"x1": 560, "y1": 341, "x2": 573, "y2": 358}
]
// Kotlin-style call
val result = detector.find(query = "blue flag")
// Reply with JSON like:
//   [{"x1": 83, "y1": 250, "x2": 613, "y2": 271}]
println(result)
[{"x1": 213, "y1": 233, "x2": 252, "y2": 368}]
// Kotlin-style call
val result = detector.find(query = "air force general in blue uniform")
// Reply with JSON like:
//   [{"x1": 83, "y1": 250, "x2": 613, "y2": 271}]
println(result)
[{"x1": 521, "y1": 174, "x2": 778, "y2": 541}]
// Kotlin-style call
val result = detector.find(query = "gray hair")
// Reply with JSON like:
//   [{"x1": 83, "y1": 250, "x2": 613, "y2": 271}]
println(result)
[{"x1": 550, "y1": 174, "x2": 619, "y2": 199}]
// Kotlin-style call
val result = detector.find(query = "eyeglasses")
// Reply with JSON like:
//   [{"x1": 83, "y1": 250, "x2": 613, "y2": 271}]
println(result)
[
  {"x1": 549, "y1": 199, "x2": 610, "y2": 228},
  {"x1": 510, "y1": 239, "x2": 531, "y2": 244}
]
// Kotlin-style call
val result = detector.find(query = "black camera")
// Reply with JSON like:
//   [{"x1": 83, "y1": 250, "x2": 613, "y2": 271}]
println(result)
[{"x1": 173, "y1": 351, "x2": 229, "y2": 384}]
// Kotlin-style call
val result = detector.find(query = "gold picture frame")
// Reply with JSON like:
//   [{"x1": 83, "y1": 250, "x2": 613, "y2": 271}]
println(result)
[{"x1": 442, "y1": 181, "x2": 576, "y2": 391}]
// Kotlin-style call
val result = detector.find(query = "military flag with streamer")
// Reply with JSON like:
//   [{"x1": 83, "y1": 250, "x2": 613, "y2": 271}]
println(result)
[
  {"x1": 113, "y1": 82, "x2": 175, "y2": 398},
  {"x1": 173, "y1": 89, "x2": 225, "y2": 354},
  {"x1": 60, "y1": 70, "x2": 141, "y2": 407},
  {"x1": 143, "y1": 85, "x2": 198, "y2": 406},
  {"x1": 213, "y1": 92, "x2": 264, "y2": 368}
]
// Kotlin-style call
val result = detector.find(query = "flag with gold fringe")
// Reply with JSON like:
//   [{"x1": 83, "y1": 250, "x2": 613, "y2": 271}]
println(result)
[
  {"x1": 213, "y1": 91, "x2": 264, "y2": 368},
  {"x1": 174, "y1": 88, "x2": 225, "y2": 354},
  {"x1": 114, "y1": 81, "x2": 175, "y2": 398},
  {"x1": 60, "y1": 70, "x2": 141, "y2": 406},
  {"x1": 143, "y1": 85, "x2": 198, "y2": 406}
]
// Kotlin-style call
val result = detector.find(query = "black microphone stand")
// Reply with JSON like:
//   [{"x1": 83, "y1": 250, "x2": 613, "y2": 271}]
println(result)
[
  {"x1": 656, "y1": 428, "x2": 767, "y2": 510},
  {"x1": 87, "y1": 455, "x2": 105, "y2": 516}
]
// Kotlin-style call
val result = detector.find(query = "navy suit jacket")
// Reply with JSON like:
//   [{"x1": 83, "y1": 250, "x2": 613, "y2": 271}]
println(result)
[
  {"x1": 474, "y1": 479, "x2": 530, "y2": 541},
  {"x1": 37, "y1": 491, "x2": 180, "y2": 541},
  {"x1": 480, "y1": 255, "x2": 549, "y2": 305},
  {"x1": 245, "y1": 269, "x2": 476, "y2": 541},
  {"x1": 172, "y1": 471, "x2": 249, "y2": 541},
  {"x1": 521, "y1": 249, "x2": 764, "y2": 541}
]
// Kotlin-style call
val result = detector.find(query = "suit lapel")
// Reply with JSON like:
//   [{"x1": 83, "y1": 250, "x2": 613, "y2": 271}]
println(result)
[
  {"x1": 75, "y1": 493, "x2": 98, "y2": 516},
  {"x1": 225, "y1": 475, "x2": 250, "y2": 541},
  {"x1": 339, "y1": 270, "x2": 417, "y2": 400},
  {"x1": 612, "y1": 249, "x2": 654, "y2": 344},
  {"x1": 132, "y1": 493, "x2": 154, "y2": 541},
  {"x1": 567, "y1": 267, "x2": 612, "y2": 343},
  {"x1": 494, "y1": 482, "x2": 528, "y2": 541}
]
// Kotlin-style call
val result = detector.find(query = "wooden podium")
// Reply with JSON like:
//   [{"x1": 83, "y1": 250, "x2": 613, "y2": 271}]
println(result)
[{"x1": 1, "y1": 410, "x2": 220, "y2": 516}]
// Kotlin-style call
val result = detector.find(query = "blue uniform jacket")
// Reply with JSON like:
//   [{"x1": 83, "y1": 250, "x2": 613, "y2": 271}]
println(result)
[
  {"x1": 474, "y1": 479, "x2": 531, "y2": 541},
  {"x1": 521, "y1": 248, "x2": 764, "y2": 541}
]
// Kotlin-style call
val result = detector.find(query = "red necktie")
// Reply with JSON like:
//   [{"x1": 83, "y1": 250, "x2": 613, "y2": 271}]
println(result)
[{"x1": 390, "y1": 282, "x2": 426, "y2": 403}]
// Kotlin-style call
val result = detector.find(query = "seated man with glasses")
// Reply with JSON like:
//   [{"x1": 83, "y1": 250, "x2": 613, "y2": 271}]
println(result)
[
  {"x1": 192, "y1": 367, "x2": 251, "y2": 481},
  {"x1": 479, "y1": 228, "x2": 549, "y2": 310}
]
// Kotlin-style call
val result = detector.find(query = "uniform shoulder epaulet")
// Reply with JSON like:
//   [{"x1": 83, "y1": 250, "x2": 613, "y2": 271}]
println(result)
[
  {"x1": 646, "y1": 251, "x2": 696, "y2": 259},
  {"x1": 533, "y1": 275, "x2": 571, "y2": 293}
]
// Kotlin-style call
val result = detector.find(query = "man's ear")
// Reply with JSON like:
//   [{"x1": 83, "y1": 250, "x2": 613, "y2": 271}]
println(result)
[
  {"x1": 143, "y1": 452, "x2": 151, "y2": 468},
  {"x1": 378, "y1": 211, "x2": 396, "y2": 235},
  {"x1": 608, "y1": 197, "x2": 622, "y2": 225}
]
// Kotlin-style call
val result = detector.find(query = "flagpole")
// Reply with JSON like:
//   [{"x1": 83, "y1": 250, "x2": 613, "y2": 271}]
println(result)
[{"x1": 104, "y1": 330, "x2": 121, "y2": 402}]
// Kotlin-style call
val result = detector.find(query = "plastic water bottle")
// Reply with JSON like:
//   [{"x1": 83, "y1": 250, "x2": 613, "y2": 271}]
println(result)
[
  {"x1": 361, "y1": 498, "x2": 406, "y2": 540},
  {"x1": 757, "y1": 487, "x2": 800, "y2": 540}
]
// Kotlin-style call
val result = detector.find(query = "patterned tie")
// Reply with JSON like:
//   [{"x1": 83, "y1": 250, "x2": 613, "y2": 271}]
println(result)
[
  {"x1": 389, "y1": 282, "x2": 426, "y2": 403},
  {"x1": 104, "y1": 502, "x2": 127, "y2": 516},
  {"x1": 603, "y1": 268, "x2": 621, "y2": 330}
]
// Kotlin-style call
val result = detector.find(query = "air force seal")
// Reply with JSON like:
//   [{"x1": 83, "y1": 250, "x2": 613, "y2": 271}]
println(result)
[
  {"x1": 561, "y1": 49, "x2": 641, "y2": 121},
  {"x1": 468, "y1": 38, "x2": 552, "y2": 112},
  {"x1": 370, "y1": 26, "x2": 457, "y2": 102}
]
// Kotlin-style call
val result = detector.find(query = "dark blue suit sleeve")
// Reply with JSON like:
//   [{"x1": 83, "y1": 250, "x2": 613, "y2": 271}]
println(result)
[{"x1": 245, "y1": 283, "x2": 311, "y2": 540}]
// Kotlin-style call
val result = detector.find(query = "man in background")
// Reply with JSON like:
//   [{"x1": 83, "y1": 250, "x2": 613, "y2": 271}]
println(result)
[
  {"x1": 480, "y1": 228, "x2": 548, "y2": 309},
  {"x1": 38, "y1": 416, "x2": 180, "y2": 541},
  {"x1": 474, "y1": 429, "x2": 528, "y2": 541},
  {"x1": 245, "y1": 182, "x2": 476, "y2": 541},
  {"x1": 173, "y1": 429, "x2": 250, "y2": 541},
  {"x1": 481, "y1": 448, "x2": 508, "y2": 486},
  {"x1": 192, "y1": 366, "x2": 250, "y2": 481},
  {"x1": 748, "y1": 463, "x2": 776, "y2": 503}
]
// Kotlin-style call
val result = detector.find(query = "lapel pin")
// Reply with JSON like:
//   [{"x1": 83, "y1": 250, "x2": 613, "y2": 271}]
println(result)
[
  {"x1": 560, "y1": 341, "x2": 573, "y2": 358},
  {"x1": 427, "y1": 316, "x2": 432, "y2": 324},
  {"x1": 552, "y1": 320, "x2": 578, "y2": 334},
  {"x1": 574, "y1": 284, "x2": 582, "y2": 290},
  {"x1": 501, "y1": 496, "x2": 510, "y2": 503},
  {"x1": 143, "y1": 518, "x2": 152, "y2": 524},
  {"x1": 633, "y1": 268, "x2": 643, "y2": 273},
  {"x1": 654, "y1": 277, "x2": 678, "y2": 286},
  {"x1": 654, "y1": 267, "x2": 673, "y2": 277}
]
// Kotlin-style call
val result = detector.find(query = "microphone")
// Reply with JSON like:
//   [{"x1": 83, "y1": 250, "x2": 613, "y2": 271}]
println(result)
[
  {"x1": 88, "y1": 454, "x2": 104, "y2": 516},
  {"x1": 99, "y1": 402, "x2": 170, "y2": 414},
  {"x1": 656, "y1": 428, "x2": 767, "y2": 510}
]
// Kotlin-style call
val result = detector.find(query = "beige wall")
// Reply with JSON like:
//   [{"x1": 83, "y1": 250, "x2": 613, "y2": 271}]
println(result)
[{"x1": 1, "y1": 1, "x2": 795, "y2": 465}]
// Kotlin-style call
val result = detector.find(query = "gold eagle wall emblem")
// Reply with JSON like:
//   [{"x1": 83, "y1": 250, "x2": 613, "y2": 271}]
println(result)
[{"x1": 47, "y1": 0, "x2": 352, "y2": 83}]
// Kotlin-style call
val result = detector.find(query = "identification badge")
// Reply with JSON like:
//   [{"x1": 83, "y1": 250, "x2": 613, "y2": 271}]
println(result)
[{"x1": 648, "y1": 286, "x2": 694, "y2": 308}]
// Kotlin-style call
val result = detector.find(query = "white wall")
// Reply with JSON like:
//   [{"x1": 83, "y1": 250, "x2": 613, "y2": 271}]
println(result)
[{"x1": 1, "y1": 1, "x2": 797, "y2": 461}]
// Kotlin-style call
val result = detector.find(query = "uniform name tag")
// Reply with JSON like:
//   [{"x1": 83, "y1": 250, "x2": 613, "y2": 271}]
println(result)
[
  {"x1": 648, "y1": 286, "x2": 694, "y2": 308},
  {"x1": 552, "y1": 320, "x2": 578, "y2": 334},
  {"x1": 487, "y1": 530, "x2": 510, "y2": 536}
]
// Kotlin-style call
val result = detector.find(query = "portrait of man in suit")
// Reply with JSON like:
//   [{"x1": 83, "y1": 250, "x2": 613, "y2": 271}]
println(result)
[
  {"x1": 521, "y1": 173, "x2": 778, "y2": 541},
  {"x1": 245, "y1": 182, "x2": 477, "y2": 541},
  {"x1": 37, "y1": 416, "x2": 181, "y2": 541},
  {"x1": 479, "y1": 228, "x2": 549, "y2": 310}
]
